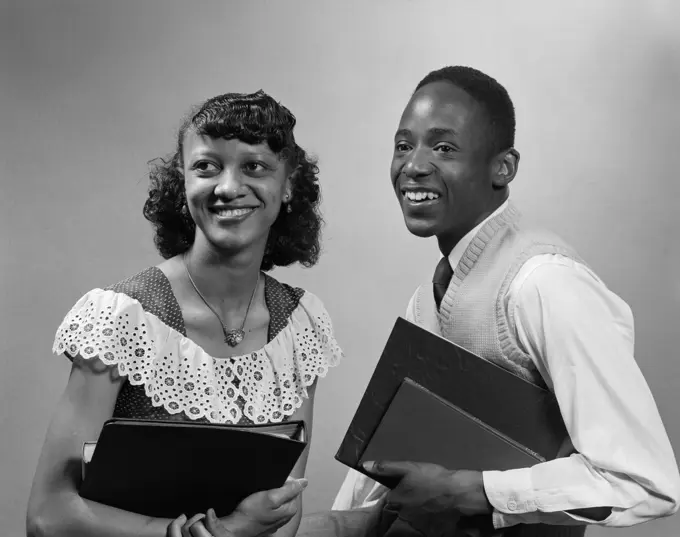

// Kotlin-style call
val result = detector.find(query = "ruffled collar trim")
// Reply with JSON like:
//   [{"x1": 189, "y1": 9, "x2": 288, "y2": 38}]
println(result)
[{"x1": 53, "y1": 288, "x2": 342, "y2": 424}]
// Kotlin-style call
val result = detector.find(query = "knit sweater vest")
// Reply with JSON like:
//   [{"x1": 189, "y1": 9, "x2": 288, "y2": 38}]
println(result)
[{"x1": 413, "y1": 202, "x2": 588, "y2": 537}]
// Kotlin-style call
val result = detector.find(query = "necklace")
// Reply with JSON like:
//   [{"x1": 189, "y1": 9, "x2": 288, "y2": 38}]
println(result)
[{"x1": 183, "y1": 254, "x2": 260, "y2": 347}]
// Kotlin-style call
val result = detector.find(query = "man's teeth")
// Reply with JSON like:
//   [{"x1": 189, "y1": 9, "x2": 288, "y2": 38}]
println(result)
[
  {"x1": 404, "y1": 191, "x2": 440, "y2": 201},
  {"x1": 215, "y1": 208, "x2": 254, "y2": 217}
]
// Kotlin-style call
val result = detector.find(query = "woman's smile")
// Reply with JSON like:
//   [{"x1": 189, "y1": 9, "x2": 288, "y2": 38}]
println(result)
[{"x1": 209, "y1": 204, "x2": 259, "y2": 223}]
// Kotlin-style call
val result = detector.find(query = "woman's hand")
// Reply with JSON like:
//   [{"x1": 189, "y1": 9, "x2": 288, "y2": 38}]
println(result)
[
  {"x1": 167, "y1": 513, "x2": 207, "y2": 537},
  {"x1": 222, "y1": 477, "x2": 307, "y2": 536},
  {"x1": 167, "y1": 477, "x2": 308, "y2": 537}
]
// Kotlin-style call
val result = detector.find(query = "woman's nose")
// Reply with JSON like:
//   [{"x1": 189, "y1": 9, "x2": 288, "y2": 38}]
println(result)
[{"x1": 213, "y1": 167, "x2": 241, "y2": 198}]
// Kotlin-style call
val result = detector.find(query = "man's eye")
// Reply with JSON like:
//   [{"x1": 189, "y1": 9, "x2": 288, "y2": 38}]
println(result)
[
  {"x1": 434, "y1": 144, "x2": 456, "y2": 153},
  {"x1": 395, "y1": 143, "x2": 411, "y2": 152}
]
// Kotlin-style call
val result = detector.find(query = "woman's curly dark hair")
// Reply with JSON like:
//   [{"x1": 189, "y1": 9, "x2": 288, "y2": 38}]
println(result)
[{"x1": 142, "y1": 90, "x2": 323, "y2": 271}]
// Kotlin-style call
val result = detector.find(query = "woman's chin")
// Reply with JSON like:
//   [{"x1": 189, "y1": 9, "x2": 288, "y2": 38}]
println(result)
[{"x1": 203, "y1": 231, "x2": 266, "y2": 257}]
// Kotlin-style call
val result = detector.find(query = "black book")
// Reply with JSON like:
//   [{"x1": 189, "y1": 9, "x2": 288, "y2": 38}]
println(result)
[
  {"x1": 336, "y1": 318, "x2": 568, "y2": 488},
  {"x1": 81, "y1": 418, "x2": 307, "y2": 518}
]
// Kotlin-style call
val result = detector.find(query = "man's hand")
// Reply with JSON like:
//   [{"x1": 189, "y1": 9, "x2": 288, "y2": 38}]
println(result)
[{"x1": 363, "y1": 460, "x2": 492, "y2": 531}]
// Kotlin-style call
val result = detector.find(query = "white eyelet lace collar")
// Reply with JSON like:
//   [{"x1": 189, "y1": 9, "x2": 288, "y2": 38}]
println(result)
[{"x1": 53, "y1": 288, "x2": 343, "y2": 424}]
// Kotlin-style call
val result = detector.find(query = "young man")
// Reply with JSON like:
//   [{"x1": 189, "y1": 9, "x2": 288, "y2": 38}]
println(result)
[{"x1": 331, "y1": 66, "x2": 680, "y2": 536}]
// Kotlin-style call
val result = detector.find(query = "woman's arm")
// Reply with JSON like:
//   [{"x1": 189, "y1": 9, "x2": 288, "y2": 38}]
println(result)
[
  {"x1": 26, "y1": 355, "x2": 174, "y2": 537},
  {"x1": 274, "y1": 381, "x2": 317, "y2": 537}
]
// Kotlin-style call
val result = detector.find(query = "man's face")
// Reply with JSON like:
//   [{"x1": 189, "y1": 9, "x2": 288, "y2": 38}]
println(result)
[{"x1": 390, "y1": 81, "x2": 499, "y2": 252}]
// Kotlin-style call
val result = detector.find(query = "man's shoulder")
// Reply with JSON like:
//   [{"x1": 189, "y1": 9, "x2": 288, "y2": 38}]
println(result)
[
  {"x1": 503, "y1": 217, "x2": 586, "y2": 267},
  {"x1": 509, "y1": 214, "x2": 571, "y2": 246}
]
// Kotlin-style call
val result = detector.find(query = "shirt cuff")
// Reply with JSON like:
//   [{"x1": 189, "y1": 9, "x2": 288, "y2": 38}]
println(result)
[
  {"x1": 483, "y1": 469, "x2": 619, "y2": 529},
  {"x1": 483, "y1": 468, "x2": 538, "y2": 514},
  {"x1": 483, "y1": 469, "x2": 541, "y2": 530}
]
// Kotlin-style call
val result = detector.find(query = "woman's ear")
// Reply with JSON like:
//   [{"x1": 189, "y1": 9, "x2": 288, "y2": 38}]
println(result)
[{"x1": 284, "y1": 164, "x2": 300, "y2": 200}]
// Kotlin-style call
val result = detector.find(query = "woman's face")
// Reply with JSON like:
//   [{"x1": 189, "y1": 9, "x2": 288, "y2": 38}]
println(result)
[{"x1": 182, "y1": 130, "x2": 291, "y2": 256}]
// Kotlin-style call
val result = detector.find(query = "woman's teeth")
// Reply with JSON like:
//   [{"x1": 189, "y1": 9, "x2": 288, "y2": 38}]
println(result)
[
  {"x1": 405, "y1": 191, "x2": 440, "y2": 201},
  {"x1": 214, "y1": 208, "x2": 254, "y2": 217}
]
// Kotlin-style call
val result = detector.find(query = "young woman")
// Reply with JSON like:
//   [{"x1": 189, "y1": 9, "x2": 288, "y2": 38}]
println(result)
[{"x1": 27, "y1": 90, "x2": 342, "y2": 537}]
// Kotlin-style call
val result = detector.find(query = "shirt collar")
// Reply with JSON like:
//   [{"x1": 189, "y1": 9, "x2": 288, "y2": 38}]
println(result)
[{"x1": 446, "y1": 199, "x2": 510, "y2": 269}]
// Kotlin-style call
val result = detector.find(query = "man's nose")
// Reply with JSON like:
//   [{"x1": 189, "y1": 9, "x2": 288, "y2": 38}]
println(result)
[{"x1": 403, "y1": 148, "x2": 433, "y2": 178}]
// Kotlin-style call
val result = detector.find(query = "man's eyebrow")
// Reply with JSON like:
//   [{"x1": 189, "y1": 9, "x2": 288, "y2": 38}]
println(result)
[
  {"x1": 429, "y1": 127, "x2": 458, "y2": 137},
  {"x1": 394, "y1": 127, "x2": 459, "y2": 139}
]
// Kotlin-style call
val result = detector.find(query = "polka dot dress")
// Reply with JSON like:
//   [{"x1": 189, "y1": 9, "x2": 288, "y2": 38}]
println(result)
[{"x1": 107, "y1": 267, "x2": 304, "y2": 425}]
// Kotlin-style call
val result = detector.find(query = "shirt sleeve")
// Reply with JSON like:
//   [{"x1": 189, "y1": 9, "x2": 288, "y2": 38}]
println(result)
[{"x1": 482, "y1": 256, "x2": 680, "y2": 528}]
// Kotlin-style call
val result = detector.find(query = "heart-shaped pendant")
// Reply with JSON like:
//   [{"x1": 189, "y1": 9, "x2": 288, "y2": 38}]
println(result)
[{"x1": 225, "y1": 329, "x2": 245, "y2": 347}]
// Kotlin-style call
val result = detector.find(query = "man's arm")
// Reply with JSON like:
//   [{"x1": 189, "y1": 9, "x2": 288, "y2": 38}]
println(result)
[{"x1": 483, "y1": 257, "x2": 680, "y2": 528}]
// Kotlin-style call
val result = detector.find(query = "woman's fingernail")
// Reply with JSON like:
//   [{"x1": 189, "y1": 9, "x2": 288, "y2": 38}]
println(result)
[
  {"x1": 362, "y1": 461, "x2": 375, "y2": 472},
  {"x1": 296, "y1": 478, "x2": 309, "y2": 489}
]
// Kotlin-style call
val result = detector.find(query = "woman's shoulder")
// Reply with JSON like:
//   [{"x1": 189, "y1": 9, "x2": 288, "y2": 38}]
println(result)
[
  {"x1": 266, "y1": 273, "x2": 342, "y2": 365},
  {"x1": 263, "y1": 273, "x2": 338, "y2": 339},
  {"x1": 52, "y1": 267, "x2": 176, "y2": 359},
  {"x1": 263, "y1": 273, "x2": 304, "y2": 302},
  {"x1": 264, "y1": 274, "x2": 303, "y2": 338},
  {"x1": 105, "y1": 266, "x2": 178, "y2": 319},
  {"x1": 263, "y1": 274, "x2": 330, "y2": 314},
  {"x1": 61, "y1": 266, "x2": 185, "y2": 334},
  {"x1": 61, "y1": 266, "x2": 171, "y2": 307},
  {"x1": 105, "y1": 265, "x2": 165, "y2": 293},
  {"x1": 114, "y1": 266, "x2": 185, "y2": 332}
]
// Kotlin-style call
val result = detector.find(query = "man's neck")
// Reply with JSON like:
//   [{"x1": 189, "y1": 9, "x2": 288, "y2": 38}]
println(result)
[{"x1": 437, "y1": 197, "x2": 509, "y2": 257}]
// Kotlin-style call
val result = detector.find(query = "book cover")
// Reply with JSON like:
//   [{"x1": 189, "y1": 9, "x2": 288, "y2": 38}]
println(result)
[
  {"x1": 359, "y1": 378, "x2": 545, "y2": 488},
  {"x1": 336, "y1": 318, "x2": 567, "y2": 479},
  {"x1": 81, "y1": 418, "x2": 306, "y2": 518}
]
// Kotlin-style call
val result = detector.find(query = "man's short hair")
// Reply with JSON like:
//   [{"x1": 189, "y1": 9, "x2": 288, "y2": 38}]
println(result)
[{"x1": 415, "y1": 66, "x2": 516, "y2": 155}]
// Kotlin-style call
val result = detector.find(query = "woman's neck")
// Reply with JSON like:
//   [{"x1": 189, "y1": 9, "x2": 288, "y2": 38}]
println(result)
[{"x1": 183, "y1": 240, "x2": 264, "y2": 307}]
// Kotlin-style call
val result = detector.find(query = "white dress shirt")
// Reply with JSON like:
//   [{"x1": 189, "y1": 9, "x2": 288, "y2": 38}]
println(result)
[{"x1": 333, "y1": 200, "x2": 680, "y2": 529}]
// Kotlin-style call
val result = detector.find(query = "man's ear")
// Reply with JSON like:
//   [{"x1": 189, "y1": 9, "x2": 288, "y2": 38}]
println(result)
[{"x1": 491, "y1": 148, "x2": 520, "y2": 189}]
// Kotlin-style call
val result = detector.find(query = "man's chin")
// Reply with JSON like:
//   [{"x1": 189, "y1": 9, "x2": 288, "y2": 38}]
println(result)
[{"x1": 403, "y1": 218, "x2": 437, "y2": 238}]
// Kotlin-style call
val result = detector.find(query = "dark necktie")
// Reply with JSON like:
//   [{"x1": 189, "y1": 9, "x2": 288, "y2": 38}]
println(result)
[{"x1": 432, "y1": 256, "x2": 454, "y2": 310}]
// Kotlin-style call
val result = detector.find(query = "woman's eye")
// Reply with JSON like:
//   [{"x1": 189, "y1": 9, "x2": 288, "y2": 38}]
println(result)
[
  {"x1": 244, "y1": 161, "x2": 266, "y2": 173},
  {"x1": 192, "y1": 161, "x2": 219, "y2": 173}
]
